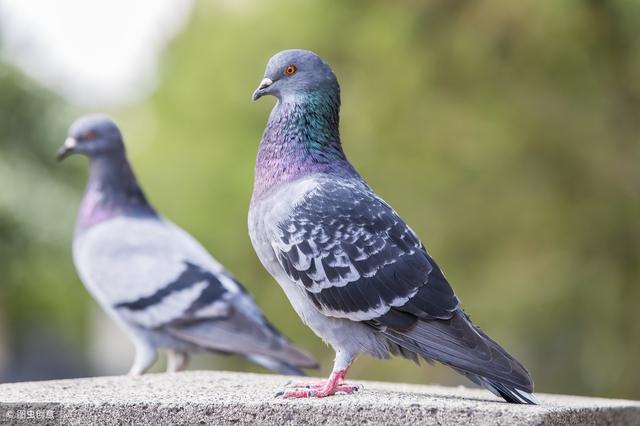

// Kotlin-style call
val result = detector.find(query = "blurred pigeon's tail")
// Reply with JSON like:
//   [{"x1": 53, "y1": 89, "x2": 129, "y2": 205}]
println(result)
[
  {"x1": 245, "y1": 354, "x2": 308, "y2": 376},
  {"x1": 166, "y1": 306, "x2": 319, "y2": 376},
  {"x1": 380, "y1": 309, "x2": 536, "y2": 404}
]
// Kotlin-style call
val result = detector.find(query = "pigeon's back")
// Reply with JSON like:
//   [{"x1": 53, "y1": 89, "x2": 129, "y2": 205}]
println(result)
[{"x1": 73, "y1": 216, "x2": 228, "y2": 316}]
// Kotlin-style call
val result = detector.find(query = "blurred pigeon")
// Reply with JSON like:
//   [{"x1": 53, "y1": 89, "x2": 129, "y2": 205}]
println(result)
[
  {"x1": 58, "y1": 115, "x2": 318, "y2": 376},
  {"x1": 249, "y1": 50, "x2": 536, "y2": 402}
]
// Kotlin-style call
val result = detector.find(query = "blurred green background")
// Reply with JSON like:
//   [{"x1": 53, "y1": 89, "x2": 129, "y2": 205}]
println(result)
[{"x1": 0, "y1": 0, "x2": 639, "y2": 400}]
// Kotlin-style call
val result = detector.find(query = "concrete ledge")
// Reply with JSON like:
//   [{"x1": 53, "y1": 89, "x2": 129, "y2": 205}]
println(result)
[{"x1": 0, "y1": 371, "x2": 638, "y2": 425}]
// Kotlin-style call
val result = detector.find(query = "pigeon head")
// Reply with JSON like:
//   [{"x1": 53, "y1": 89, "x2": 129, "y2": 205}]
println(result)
[
  {"x1": 252, "y1": 49, "x2": 339, "y2": 102},
  {"x1": 251, "y1": 50, "x2": 358, "y2": 197},
  {"x1": 57, "y1": 115, "x2": 125, "y2": 161}
]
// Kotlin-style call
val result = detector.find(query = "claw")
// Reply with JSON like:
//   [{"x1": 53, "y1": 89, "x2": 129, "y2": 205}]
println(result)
[{"x1": 333, "y1": 383, "x2": 361, "y2": 394}]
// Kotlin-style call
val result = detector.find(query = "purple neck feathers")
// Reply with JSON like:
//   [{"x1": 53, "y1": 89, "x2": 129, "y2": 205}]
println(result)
[
  {"x1": 76, "y1": 154, "x2": 156, "y2": 231},
  {"x1": 253, "y1": 92, "x2": 357, "y2": 198}
]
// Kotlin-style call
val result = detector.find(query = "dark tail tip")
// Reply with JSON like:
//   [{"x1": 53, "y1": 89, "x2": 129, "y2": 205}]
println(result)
[{"x1": 483, "y1": 379, "x2": 538, "y2": 404}]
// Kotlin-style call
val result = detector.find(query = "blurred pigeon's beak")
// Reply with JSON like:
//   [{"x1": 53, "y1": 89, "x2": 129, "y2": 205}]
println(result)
[
  {"x1": 56, "y1": 137, "x2": 77, "y2": 161},
  {"x1": 252, "y1": 78, "x2": 273, "y2": 101}
]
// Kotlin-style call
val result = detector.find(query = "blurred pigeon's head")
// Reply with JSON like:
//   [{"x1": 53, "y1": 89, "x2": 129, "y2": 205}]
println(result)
[
  {"x1": 57, "y1": 115, "x2": 124, "y2": 161},
  {"x1": 252, "y1": 49, "x2": 339, "y2": 102}
]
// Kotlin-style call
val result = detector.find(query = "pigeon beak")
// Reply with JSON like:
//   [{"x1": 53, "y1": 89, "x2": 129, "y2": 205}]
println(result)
[
  {"x1": 252, "y1": 78, "x2": 273, "y2": 101},
  {"x1": 56, "y1": 137, "x2": 77, "y2": 161}
]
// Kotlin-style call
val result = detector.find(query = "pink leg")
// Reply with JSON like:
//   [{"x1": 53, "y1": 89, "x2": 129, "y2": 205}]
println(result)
[{"x1": 278, "y1": 369, "x2": 360, "y2": 398}]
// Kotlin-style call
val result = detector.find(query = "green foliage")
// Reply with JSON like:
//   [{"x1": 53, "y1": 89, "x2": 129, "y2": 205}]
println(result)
[
  {"x1": 2, "y1": 0, "x2": 639, "y2": 399},
  {"x1": 0, "y1": 61, "x2": 89, "y2": 351}
]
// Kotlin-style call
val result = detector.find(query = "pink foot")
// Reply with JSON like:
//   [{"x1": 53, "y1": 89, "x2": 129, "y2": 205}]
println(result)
[
  {"x1": 279, "y1": 384, "x2": 360, "y2": 398},
  {"x1": 276, "y1": 370, "x2": 361, "y2": 398}
]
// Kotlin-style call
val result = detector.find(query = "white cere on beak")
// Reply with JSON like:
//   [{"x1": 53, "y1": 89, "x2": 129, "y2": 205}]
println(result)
[
  {"x1": 64, "y1": 137, "x2": 77, "y2": 149},
  {"x1": 258, "y1": 78, "x2": 273, "y2": 89}
]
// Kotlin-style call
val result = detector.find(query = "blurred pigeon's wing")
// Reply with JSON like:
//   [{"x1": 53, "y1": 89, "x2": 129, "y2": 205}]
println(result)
[
  {"x1": 74, "y1": 217, "x2": 238, "y2": 329},
  {"x1": 267, "y1": 180, "x2": 460, "y2": 322}
]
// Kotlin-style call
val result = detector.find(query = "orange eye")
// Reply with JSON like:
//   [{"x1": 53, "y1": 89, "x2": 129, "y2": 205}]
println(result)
[
  {"x1": 284, "y1": 65, "x2": 297, "y2": 75},
  {"x1": 84, "y1": 131, "x2": 97, "y2": 141}
]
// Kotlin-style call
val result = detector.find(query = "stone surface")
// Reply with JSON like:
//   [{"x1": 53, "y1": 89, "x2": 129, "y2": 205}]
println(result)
[{"x1": 0, "y1": 371, "x2": 638, "y2": 425}]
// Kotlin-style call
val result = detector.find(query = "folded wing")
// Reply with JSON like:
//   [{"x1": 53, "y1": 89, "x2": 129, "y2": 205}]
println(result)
[
  {"x1": 269, "y1": 180, "x2": 459, "y2": 322},
  {"x1": 268, "y1": 179, "x2": 533, "y2": 395}
]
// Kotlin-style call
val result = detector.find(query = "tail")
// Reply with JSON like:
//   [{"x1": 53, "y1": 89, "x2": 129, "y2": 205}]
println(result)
[
  {"x1": 456, "y1": 369, "x2": 538, "y2": 404},
  {"x1": 245, "y1": 354, "x2": 308, "y2": 376},
  {"x1": 380, "y1": 309, "x2": 536, "y2": 404}
]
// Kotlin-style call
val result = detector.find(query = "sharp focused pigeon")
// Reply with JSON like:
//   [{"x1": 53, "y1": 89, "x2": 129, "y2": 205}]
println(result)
[
  {"x1": 248, "y1": 50, "x2": 536, "y2": 402},
  {"x1": 58, "y1": 115, "x2": 318, "y2": 376}
]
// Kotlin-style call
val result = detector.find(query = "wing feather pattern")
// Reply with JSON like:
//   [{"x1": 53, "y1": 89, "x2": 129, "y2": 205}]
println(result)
[
  {"x1": 269, "y1": 180, "x2": 459, "y2": 322},
  {"x1": 269, "y1": 179, "x2": 534, "y2": 398}
]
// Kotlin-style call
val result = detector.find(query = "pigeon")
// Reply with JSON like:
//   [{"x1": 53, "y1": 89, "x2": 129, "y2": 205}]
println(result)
[
  {"x1": 58, "y1": 114, "x2": 318, "y2": 376},
  {"x1": 248, "y1": 50, "x2": 536, "y2": 402}
]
